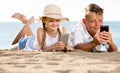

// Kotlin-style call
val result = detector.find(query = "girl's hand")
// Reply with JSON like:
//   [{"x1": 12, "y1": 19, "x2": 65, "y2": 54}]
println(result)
[
  {"x1": 66, "y1": 45, "x2": 74, "y2": 51},
  {"x1": 55, "y1": 41, "x2": 65, "y2": 51}
]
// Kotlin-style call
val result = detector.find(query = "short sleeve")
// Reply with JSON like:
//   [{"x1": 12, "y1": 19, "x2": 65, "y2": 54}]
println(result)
[
  {"x1": 70, "y1": 23, "x2": 84, "y2": 47},
  {"x1": 70, "y1": 30, "x2": 84, "y2": 47}
]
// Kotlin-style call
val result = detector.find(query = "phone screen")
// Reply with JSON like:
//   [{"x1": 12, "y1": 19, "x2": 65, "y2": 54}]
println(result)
[
  {"x1": 61, "y1": 33, "x2": 69, "y2": 44},
  {"x1": 100, "y1": 25, "x2": 109, "y2": 32}
]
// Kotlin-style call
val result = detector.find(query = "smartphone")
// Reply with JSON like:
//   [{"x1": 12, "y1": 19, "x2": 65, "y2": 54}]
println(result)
[
  {"x1": 61, "y1": 33, "x2": 69, "y2": 44},
  {"x1": 100, "y1": 25, "x2": 109, "y2": 32}
]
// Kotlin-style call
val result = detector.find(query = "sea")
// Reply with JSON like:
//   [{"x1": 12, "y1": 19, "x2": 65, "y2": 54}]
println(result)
[{"x1": 0, "y1": 21, "x2": 120, "y2": 51}]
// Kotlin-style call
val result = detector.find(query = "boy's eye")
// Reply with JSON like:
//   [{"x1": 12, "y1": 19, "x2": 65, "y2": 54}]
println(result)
[
  {"x1": 99, "y1": 20, "x2": 103, "y2": 22},
  {"x1": 90, "y1": 20, "x2": 94, "y2": 23}
]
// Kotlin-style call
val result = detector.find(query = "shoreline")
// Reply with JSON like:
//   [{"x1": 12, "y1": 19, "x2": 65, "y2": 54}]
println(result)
[{"x1": 0, "y1": 50, "x2": 120, "y2": 73}]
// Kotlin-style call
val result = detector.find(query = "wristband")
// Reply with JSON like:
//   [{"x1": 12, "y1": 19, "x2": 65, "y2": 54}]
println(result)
[{"x1": 38, "y1": 48, "x2": 42, "y2": 51}]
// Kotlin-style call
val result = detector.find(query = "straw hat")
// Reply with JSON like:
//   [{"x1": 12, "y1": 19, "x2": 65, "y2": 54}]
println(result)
[{"x1": 39, "y1": 4, "x2": 69, "y2": 21}]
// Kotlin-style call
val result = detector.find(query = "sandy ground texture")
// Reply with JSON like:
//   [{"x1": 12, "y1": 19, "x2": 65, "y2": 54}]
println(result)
[{"x1": 0, "y1": 50, "x2": 120, "y2": 73}]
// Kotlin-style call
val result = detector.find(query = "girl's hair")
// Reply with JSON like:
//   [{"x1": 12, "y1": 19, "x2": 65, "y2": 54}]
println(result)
[
  {"x1": 41, "y1": 22, "x2": 46, "y2": 49},
  {"x1": 41, "y1": 22, "x2": 62, "y2": 49}
]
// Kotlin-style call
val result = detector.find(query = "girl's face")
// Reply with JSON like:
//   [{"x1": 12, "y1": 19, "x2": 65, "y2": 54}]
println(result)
[{"x1": 43, "y1": 17, "x2": 61, "y2": 31}]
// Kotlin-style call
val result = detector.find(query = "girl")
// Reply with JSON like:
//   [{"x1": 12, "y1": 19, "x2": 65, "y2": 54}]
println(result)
[{"x1": 37, "y1": 4, "x2": 73, "y2": 52}]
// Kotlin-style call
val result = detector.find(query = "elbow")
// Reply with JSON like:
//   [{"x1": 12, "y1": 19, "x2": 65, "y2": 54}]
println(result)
[
  {"x1": 74, "y1": 44, "x2": 91, "y2": 52},
  {"x1": 108, "y1": 48, "x2": 118, "y2": 52}
]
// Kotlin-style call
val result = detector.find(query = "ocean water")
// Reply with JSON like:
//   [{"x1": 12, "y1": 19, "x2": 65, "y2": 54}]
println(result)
[{"x1": 0, "y1": 21, "x2": 120, "y2": 50}]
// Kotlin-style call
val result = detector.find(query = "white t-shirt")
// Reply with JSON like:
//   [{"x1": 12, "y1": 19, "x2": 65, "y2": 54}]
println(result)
[
  {"x1": 70, "y1": 22, "x2": 109, "y2": 52},
  {"x1": 45, "y1": 33, "x2": 59, "y2": 48},
  {"x1": 44, "y1": 25, "x2": 72, "y2": 48}
]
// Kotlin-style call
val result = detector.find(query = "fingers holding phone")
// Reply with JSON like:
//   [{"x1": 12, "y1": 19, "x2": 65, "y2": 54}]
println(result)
[
  {"x1": 100, "y1": 25, "x2": 111, "y2": 42},
  {"x1": 56, "y1": 42, "x2": 65, "y2": 50}
]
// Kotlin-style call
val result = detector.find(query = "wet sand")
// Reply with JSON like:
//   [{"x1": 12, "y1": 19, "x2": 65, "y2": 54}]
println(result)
[{"x1": 0, "y1": 50, "x2": 120, "y2": 73}]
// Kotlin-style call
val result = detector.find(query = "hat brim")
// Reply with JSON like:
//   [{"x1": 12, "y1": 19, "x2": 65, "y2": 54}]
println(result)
[{"x1": 39, "y1": 15, "x2": 69, "y2": 22}]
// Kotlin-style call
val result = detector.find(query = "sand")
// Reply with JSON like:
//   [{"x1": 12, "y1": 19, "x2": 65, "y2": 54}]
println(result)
[{"x1": 0, "y1": 50, "x2": 120, "y2": 73}]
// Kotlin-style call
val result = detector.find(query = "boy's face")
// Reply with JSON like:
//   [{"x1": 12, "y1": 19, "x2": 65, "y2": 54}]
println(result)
[{"x1": 84, "y1": 12, "x2": 103, "y2": 36}]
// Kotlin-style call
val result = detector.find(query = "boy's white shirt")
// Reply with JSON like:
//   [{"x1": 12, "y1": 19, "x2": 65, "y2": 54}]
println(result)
[{"x1": 71, "y1": 22, "x2": 109, "y2": 52}]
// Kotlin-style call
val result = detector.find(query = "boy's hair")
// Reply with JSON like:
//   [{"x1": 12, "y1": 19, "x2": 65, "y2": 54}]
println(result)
[{"x1": 84, "y1": 3, "x2": 103, "y2": 18}]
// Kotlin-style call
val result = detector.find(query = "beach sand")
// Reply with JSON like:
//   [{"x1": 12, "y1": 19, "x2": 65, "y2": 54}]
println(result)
[{"x1": 0, "y1": 50, "x2": 120, "y2": 73}]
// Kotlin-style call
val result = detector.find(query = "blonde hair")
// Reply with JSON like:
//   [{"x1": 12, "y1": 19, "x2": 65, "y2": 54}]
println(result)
[{"x1": 84, "y1": 3, "x2": 103, "y2": 18}]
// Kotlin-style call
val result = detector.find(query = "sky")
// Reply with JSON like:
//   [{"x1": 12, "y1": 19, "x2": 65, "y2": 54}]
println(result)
[{"x1": 0, "y1": 0, "x2": 120, "y2": 22}]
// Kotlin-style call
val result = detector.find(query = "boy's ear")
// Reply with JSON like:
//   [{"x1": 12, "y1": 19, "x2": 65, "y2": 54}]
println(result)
[{"x1": 82, "y1": 18, "x2": 86, "y2": 25}]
